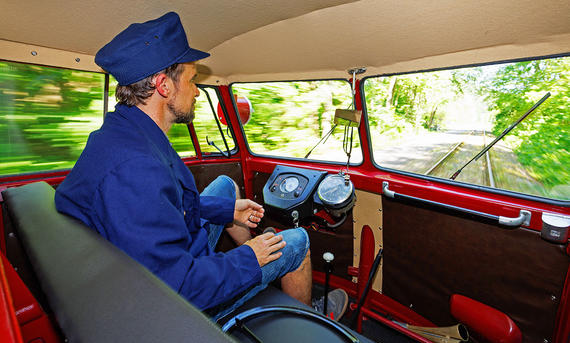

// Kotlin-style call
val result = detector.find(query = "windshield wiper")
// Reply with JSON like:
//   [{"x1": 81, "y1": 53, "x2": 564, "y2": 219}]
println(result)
[
  {"x1": 450, "y1": 92, "x2": 550, "y2": 180},
  {"x1": 304, "y1": 124, "x2": 338, "y2": 159},
  {"x1": 204, "y1": 88, "x2": 231, "y2": 158}
]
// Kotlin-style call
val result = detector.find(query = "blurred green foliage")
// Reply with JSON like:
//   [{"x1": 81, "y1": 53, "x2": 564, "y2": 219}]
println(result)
[
  {"x1": 483, "y1": 58, "x2": 569, "y2": 195},
  {"x1": 0, "y1": 61, "x2": 105, "y2": 175},
  {"x1": 365, "y1": 71, "x2": 453, "y2": 142},
  {"x1": 233, "y1": 80, "x2": 361, "y2": 163}
]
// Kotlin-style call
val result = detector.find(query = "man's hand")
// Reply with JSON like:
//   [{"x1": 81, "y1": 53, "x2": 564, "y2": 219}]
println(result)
[
  {"x1": 244, "y1": 232, "x2": 286, "y2": 267},
  {"x1": 234, "y1": 199, "x2": 265, "y2": 228}
]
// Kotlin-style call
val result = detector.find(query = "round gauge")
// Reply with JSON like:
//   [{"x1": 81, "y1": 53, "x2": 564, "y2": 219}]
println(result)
[
  {"x1": 279, "y1": 176, "x2": 300, "y2": 193},
  {"x1": 317, "y1": 174, "x2": 354, "y2": 206}
]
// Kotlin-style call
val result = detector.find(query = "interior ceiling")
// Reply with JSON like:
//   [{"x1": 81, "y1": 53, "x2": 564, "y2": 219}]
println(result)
[
  {"x1": 1, "y1": 0, "x2": 569, "y2": 81},
  {"x1": 1, "y1": 0, "x2": 357, "y2": 54}
]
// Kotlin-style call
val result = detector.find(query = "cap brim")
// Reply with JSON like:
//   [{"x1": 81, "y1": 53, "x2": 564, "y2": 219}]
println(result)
[{"x1": 177, "y1": 47, "x2": 210, "y2": 64}]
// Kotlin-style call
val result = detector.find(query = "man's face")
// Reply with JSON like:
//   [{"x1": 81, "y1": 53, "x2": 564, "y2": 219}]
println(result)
[{"x1": 167, "y1": 63, "x2": 200, "y2": 124}]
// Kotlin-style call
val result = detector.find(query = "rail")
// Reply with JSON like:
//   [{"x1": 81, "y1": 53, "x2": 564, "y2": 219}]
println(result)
[
  {"x1": 382, "y1": 182, "x2": 531, "y2": 227},
  {"x1": 424, "y1": 141, "x2": 463, "y2": 175},
  {"x1": 425, "y1": 131, "x2": 497, "y2": 188}
]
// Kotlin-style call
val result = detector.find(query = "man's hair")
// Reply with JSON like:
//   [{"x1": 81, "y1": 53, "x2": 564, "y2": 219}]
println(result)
[{"x1": 115, "y1": 63, "x2": 185, "y2": 106}]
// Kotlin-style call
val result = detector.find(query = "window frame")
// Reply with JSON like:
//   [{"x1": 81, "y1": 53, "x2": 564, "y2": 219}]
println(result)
[
  {"x1": 229, "y1": 78, "x2": 364, "y2": 167},
  {"x1": 190, "y1": 84, "x2": 239, "y2": 159},
  {"x1": 361, "y1": 52, "x2": 570, "y2": 206}
]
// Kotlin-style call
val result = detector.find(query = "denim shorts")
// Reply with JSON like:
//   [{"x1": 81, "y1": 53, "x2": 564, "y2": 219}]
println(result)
[{"x1": 201, "y1": 175, "x2": 310, "y2": 321}]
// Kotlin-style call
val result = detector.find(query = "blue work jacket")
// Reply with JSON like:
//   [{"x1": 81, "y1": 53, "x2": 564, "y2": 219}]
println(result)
[{"x1": 55, "y1": 104, "x2": 262, "y2": 310}]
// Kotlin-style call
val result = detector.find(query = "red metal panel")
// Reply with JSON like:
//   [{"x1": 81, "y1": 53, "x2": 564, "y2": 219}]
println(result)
[
  {"x1": 0, "y1": 176, "x2": 66, "y2": 189},
  {"x1": 1, "y1": 253, "x2": 61, "y2": 342},
  {"x1": 0, "y1": 253, "x2": 23, "y2": 343},
  {"x1": 0, "y1": 171, "x2": 68, "y2": 185},
  {"x1": 0, "y1": 203, "x2": 6, "y2": 255},
  {"x1": 187, "y1": 124, "x2": 203, "y2": 160},
  {"x1": 360, "y1": 307, "x2": 434, "y2": 343},
  {"x1": 219, "y1": 85, "x2": 253, "y2": 198},
  {"x1": 353, "y1": 79, "x2": 375, "y2": 172},
  {"x1": 19, "y1": 316, "x2": 61, "y2": 343},
  {"x1": 0, "y1": 255, "x2": 42, "y2": 325},
  {"x1": 354, "y1": 225, "x2": 375, "y2": 331}
]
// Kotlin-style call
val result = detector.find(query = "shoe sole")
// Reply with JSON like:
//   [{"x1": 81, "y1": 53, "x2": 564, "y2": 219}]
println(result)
[{"x1": 336, "y1": 289, "x2": 349, "y2": 321}]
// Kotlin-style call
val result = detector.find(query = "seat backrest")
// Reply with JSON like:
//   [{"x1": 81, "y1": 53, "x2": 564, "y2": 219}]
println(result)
[{"x1": 1, "y1": 181, "x2": 235, "y2": 343}]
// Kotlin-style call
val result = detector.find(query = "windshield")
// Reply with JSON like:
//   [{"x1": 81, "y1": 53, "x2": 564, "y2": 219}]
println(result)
[{"x1": 364, "y1": 56, "x2": 570, "y2": 201}]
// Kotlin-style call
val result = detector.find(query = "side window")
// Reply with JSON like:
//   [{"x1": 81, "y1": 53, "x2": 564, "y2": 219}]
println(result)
[
  {"x1": 364, "y1": 56, "x2": 569, "y2": 201},
  {"x1": 191, "y1": 87, "x2": 236, "y2": 156},
  {"x1": 232, "y1": 80, "x2": 361, "y2": 164},
  {"x1": 0, "y1": 61, "x2": 105, "y2": 176},
  {"x1": 108, "y1": 81, "x2": 235, "y2": 158}
]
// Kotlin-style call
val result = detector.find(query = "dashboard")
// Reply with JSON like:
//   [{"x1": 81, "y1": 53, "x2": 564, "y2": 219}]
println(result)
[{"x1": 263, "y1": 165, "x2": 356, "y2": 228}]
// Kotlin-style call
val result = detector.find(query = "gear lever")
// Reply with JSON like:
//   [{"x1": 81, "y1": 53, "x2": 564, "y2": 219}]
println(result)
[{"x1": 323, "y1": 252, "x2": 334, "y2": 316}]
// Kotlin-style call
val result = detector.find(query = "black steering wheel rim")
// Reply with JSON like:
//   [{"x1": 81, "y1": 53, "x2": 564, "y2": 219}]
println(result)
[{"x1": 221, "y1": 305, "x2": 359, "y2": 343}]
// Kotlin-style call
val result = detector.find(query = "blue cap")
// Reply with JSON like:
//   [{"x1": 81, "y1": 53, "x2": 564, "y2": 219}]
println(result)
[{"x1": 95, "y1": 12, "x2": 210, "y2": 86}]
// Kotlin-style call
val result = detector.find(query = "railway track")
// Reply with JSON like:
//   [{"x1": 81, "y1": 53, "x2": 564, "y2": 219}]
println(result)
[{"x1": 425, "y1": 132, "x2": 496, "y2": 187}]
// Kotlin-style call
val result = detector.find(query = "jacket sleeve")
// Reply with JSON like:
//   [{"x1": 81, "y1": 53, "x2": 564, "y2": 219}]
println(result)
[
  {"x1": 199, "y1": 195, "x2": 234, "y2": 225},
  {"x1": 92, "y1": 157, "x2": 262, "y2": 310}
]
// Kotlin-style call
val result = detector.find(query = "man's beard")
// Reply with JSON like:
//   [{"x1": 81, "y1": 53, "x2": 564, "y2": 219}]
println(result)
[{"x1": 168, "y1": 98, "x2": 195, "y2": 124}]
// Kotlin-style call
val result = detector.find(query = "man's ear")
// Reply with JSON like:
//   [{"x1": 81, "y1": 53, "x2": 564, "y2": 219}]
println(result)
[{"x1": 154, "y1": 73, "x2": 169, "y2": 97}]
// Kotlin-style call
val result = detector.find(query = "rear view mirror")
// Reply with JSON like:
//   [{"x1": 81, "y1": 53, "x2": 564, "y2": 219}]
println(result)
[{"x1": 217, "y1": 95, "x2": 253, "y2": 126}]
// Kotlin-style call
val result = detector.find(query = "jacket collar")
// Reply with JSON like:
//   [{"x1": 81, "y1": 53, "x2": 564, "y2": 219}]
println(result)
[{"x1": 114, "y1": 104, "x2": 174, "y2": 159}]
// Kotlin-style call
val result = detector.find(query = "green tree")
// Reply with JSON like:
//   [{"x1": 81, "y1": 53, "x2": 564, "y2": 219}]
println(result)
[{"x1": 484, "y1": 58, "x2": 569, "y2": 191}]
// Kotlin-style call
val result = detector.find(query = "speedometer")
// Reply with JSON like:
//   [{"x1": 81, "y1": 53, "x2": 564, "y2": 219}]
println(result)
[
  {"x1": 280, "y1": 176, "x2": 300, "y2": 193},
  {"x1": 317, "y1": 174, "x2": 355, "y2": 209}
]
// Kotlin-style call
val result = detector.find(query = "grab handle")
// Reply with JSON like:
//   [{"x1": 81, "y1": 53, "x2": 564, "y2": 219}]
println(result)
[{"x1": 382, "y1": 182, "x2": 531, "y2": 227}]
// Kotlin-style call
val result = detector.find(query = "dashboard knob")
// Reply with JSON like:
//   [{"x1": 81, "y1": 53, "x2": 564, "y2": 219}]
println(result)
[{"x1": 323, "y1": 252, "x2": 334, "y2": 262}]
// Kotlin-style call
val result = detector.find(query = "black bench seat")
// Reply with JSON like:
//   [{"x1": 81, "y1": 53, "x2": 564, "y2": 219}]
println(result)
[{"x1": 2, "y1": 182, "x2": 234, "y2": 343}]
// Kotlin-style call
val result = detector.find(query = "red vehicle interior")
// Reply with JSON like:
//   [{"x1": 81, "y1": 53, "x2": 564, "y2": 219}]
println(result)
[{"x1": 0, "y1": 81, "x2": 569, "y2": 343}]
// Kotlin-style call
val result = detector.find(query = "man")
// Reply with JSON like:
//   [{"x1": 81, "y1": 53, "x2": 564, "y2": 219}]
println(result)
[{"x1": 55, "y1": 12, "x2": 347, "y2": 321}]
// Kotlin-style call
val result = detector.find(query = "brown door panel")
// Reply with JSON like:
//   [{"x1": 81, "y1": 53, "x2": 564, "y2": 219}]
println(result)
[
  {"x1": 382, "y1": 197, "x2": 569, "y2": 343},
  {"x1": 187, "y1": 162, "x2": 244, "y2": 194}
]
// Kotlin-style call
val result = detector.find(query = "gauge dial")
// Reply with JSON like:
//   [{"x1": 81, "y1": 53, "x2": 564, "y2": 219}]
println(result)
[
  {"x1": 279, "y1": 176, "x2": 300, "y2": 193},
  {"x1": 317, "y1": 174, "x2": 354, "y2": 205}
]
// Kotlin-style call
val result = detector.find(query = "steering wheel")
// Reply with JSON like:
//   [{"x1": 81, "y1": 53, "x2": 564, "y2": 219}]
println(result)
[{"x1": 221, "y1": 305, "x2": 360, "y2": 343}]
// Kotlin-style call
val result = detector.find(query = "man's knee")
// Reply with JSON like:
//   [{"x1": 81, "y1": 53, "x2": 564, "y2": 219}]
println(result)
[
  {"x1": 294, "y1": 248, "x2": 311, "y2": 272},
  {"x1": 282, "y1": 228, "x2": 310, "y2": 271},
  {"x1": 218, "y1": 175, "x2": 240, "y2": 199},
  {"x1": 205, "y1": 175, "x2": 238, "y2": 200}
]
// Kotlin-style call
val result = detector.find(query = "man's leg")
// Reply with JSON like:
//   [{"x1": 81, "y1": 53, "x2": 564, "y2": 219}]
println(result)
[
  {"x1": 210, "y1": 227, "x2": 311, "y2": 321},
  {"x1": 281, "y1": 249, "x2": 312, "y2": 305},
  {"x1": 200, "y1": 175, "x2": 251, "y2": 247}
]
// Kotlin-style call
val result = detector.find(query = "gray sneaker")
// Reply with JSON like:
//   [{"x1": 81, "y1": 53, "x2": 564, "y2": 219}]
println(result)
[{"x1": 312, "y1": 288, "x2": 349, "y2": 321}]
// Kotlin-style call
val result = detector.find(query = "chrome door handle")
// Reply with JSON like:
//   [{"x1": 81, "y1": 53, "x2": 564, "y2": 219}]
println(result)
[{"x1": 382, "y1": 182, "x2": 531, "y2": 228}]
